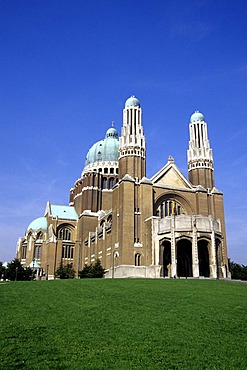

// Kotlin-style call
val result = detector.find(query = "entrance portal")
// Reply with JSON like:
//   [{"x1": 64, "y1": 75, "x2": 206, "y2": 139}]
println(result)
[
  {"x1": 198, "y1": 240, "x2": 210, "y2": 277},
  {"x1": 177, "y1": 239, "x2": 192, "y2": 277}
]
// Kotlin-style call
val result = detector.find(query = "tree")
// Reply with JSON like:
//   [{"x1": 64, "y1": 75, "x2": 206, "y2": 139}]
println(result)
[
  {"x1": 79, "y1": 259, "x2": 105, "y2": 278},
  {"x1": 92, "y1": 259, "x2": 105, "y2": 278},
  {"x1": 55, "y1": 263, "x2": 75, "y2": 279},
  {"x1": 229, "y1": 259, "x2": 247, "y2": 281},
  {"x1": 0, "y1": 262, "x2": 6, "y2": 280},
  {"x1": 5, "y1": 258, "x2": 33, "y2": 281}
]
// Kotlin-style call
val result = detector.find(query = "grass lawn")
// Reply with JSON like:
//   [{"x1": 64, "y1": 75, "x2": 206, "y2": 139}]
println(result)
[{"x1": 0, "y1": 279, "x2": 246, "y2": 369}]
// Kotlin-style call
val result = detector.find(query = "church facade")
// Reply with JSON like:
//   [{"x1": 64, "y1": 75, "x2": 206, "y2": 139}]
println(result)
[{"x1": 16, "y1": 96, "x2": 230, "y2": 279}]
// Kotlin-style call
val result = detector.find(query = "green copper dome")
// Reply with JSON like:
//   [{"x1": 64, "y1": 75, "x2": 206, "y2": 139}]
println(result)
[
  {"x1": 190, "y1": 111, "x2": 205, "y2": 122},
  {"x1": 125, "y1": 95, "x2": 140, "y2": 108},
  {"x1": 85, "y1": 127, "x2": 119, "y2": 166},
  {"x1": 27, "y1": 217, "x2": 47, "y2": 232}
]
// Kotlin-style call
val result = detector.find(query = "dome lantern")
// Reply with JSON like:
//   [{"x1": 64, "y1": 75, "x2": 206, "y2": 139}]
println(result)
[
  {"x1": 190, "y1": 111, "x2": 205, "y2": 122},
  {"x1": 125, "y1": 95, "x2": 140, "y2": 108}
]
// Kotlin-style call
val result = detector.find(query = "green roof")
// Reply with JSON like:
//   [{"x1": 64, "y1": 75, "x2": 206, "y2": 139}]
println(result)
[
  {"x1": 50, "y1": 205, "x2": 78, "y2": 220},
  {"x1": 27, "y1": 217, "x2": 48, "y2": 232}
]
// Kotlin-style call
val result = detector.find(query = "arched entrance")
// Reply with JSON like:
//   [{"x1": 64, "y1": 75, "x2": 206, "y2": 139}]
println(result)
[
  {"x1": 177, "y1": 239, "x2": 192, "y2": 277},
  {"x1": 198, "y1": 240, "x2": 210, "y2": 277},
  {"x1": 160, "y1": 240, "x2": 171, "y2": 277}
]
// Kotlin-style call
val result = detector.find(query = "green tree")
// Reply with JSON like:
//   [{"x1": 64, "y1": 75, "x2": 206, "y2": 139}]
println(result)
[
  {"x1": 229, "y1": 259, "x2": 247, "y2": 280},
  {"x1": 55, "y1": 263, "x2": 75, "y2": 279},
  {"x1": 92, "y1": 259, "x2": 105, "y2": 278},
  {"x1": 79, "y1": 259, "x2": 105, "y2": 278},
  {"x1": 0, "y1": 262, "x2": 6, "y2": 280},
  {"x1": 5, "y1": 258, "x2": 33, "y2": 281}
]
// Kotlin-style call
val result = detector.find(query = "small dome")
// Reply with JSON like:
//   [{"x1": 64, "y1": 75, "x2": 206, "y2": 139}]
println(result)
[
  {"x1": 125, "y1": 95, "x2": 140, "y2": 108},
  {"x1": 85, "y1": 127, "x2": 119, "y2": 166},
  {"x1": 27, "y1": 217, "x2": 47, "y2": 232},
  {"x1": 190, "y1": 111, "x2": 205, "y2": 122}
]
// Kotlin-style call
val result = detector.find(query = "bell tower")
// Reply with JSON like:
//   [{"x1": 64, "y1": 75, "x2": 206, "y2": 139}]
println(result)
[
  {"x1": 118, "y1": 96, "x2": 146, "y2": 180},
  {"x1": 187, "y1": 111, "x2": 214, "y2": 189}
]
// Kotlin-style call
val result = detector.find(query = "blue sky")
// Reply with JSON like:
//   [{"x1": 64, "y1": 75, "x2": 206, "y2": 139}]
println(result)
[{"x1": 1, "y1": 0, "x2": 247, "y2": 264}]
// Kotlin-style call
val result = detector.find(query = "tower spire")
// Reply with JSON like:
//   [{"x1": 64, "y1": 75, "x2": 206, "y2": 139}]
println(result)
[
  {"x1": 118, "y1": 96, "x2": 146, "y2": 180},
  {"x1": 187, "y1": 111, "x2": 214, "y2": 188}
]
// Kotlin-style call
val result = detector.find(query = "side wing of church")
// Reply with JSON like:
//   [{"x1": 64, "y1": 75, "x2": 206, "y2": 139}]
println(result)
[{"x1": 16, "y1": 96, "x2": 230, "y2": 279}]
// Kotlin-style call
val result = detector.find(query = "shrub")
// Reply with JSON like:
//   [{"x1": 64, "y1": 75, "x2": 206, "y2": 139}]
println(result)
[
  {"x1": 55, "y1": 263, "x2": 75, "y2": 279},
  {"x1": 79, "y1": 259, "x2": 105, "y2": 278},
  {"x1": 229, "y1": 259, "x2": 247, "y2": 280}
]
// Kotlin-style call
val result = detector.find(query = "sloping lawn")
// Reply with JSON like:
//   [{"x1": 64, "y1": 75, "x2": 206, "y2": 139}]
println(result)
[{"x1": 1, "y1": 279, "x2": 246, "y2": 369}]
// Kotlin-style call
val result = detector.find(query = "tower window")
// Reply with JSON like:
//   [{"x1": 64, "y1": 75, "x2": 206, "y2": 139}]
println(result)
[
  {"x1": 102, "y1": 177, "x2": 107, "y2": 189},
  {"x1": 109, "y1": 177, "x2": 114, "y2": 189}
]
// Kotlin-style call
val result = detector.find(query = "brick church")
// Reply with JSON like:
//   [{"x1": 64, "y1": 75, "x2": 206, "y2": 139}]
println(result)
[{"x1": 17, "y1": 96, "x2": 230, "y2": 279}]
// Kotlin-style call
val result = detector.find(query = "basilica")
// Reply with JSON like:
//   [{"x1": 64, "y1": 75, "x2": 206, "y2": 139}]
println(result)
[{"x1": 17, "y1": 96, "x2": 230, "y2": 279}]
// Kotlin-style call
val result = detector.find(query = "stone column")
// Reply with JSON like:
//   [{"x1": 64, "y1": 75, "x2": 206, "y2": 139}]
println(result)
[
  {"x1": 171, "y1": 216, "x2": 176, "y2": 277},
  {"x1": 192, "y1": 217, "x2": 199, "y2": 277},
  {"x1": 210, "y1": 229, "x2": 217, "y2": 278},
  {"x1": 151, "y1": 218, "x2": 158, "y2": 266}
]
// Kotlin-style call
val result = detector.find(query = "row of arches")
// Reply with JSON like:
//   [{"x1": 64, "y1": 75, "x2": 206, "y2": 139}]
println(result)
[{"x1": 160, "y1": 239, "x2": 211, "y2": 278}]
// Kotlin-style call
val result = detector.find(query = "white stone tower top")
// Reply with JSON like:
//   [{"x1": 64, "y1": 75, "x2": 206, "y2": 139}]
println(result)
[
  {"x1": 187, "y1": 111, "x2": 214, "y2": 171},
  {"x1": 119, "y1": 96, "x2": 146, "y2": 155}
]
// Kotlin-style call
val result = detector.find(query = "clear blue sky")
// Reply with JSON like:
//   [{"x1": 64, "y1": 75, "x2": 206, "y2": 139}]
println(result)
[{"x1": 1, "y1": 0, "x2": 247, "y2": 264}]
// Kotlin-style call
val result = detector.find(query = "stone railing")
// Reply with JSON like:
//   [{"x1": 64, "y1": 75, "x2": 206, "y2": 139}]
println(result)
[{"x1": 158, "y1": 215, "x2": 221, "y2": 234}]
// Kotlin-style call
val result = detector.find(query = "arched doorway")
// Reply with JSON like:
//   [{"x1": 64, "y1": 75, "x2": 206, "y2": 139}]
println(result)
[
  {"x1": 160, "y1": 240, "x2": 171, "y2": 277},
  {"x1": 198, "y1": 240, "x2": 210, "y2": 277},
  {"x1": 177, "y1": 239, "x2": 192, "y2": 277}
]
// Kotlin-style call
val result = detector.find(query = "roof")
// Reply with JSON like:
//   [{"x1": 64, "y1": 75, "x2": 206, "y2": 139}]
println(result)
[
  {"x1": 151, "y1": 156, "x2": 193, "y2": 189},
  {"x1": 85, "y1": 126, "x2": 119, "y2": 167},
  {"x1": 190, "y1": 111, "x2": 205, "y2": 122},
  {"x1": 125, "y1": 95, "x2": 140, "y2": 108},
  {"x1": 49, "y1": 204, "x2": 78, "y2": 220},
  {"x1": 28, "y1": 260, "x2": 41, "y2": 268},
  {"x1": 27, "y1": 217, "x2": 48, "y2": 232}
]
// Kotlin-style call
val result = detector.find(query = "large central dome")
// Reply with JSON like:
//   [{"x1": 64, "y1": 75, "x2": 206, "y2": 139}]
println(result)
[{"x1": 83, "y1": 126, "x2": 119, "y2": 174}]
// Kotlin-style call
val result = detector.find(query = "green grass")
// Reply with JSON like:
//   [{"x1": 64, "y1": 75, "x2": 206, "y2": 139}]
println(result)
[{"x1": 1, "y1": 279, "x2": 246, "y2": 369}]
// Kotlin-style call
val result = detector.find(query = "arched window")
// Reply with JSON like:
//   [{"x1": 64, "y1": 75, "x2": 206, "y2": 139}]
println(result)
[
  {"x1": 37, "y1": 232, "x2": 43, "y2": 240},
  {"x1": 102, "y1": 177, "x2": 107, "y2": 189},
  {"x1": 59, "y1": 228, "x2": 71, "y2": 241},
  {"x1": 109, "y1": 177, "x2": 114, "y2": 189},
  {"x1": 155, "y1": 200, "x2": 184, "y2": 218},
  {"x1": 135, "y1": 253, "x2": 141, "y2": 266}
]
